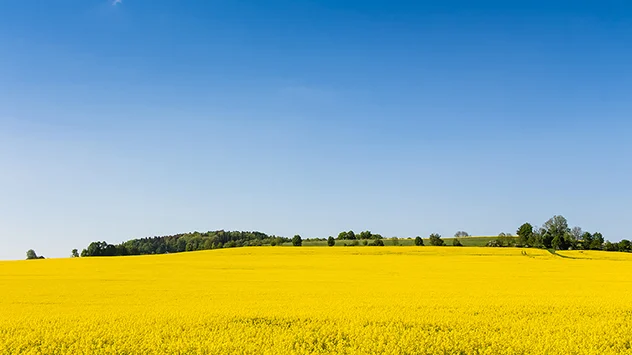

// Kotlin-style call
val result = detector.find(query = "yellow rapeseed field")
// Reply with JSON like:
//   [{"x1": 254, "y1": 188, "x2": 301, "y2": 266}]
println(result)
[{"x1": 1, "y1": 247, "x2": 632, "y2": 354}]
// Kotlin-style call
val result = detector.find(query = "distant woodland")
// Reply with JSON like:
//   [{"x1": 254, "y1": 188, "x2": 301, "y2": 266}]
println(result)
[{"x1": 24, "y1": 215, "x2": 630, "y2": 259}]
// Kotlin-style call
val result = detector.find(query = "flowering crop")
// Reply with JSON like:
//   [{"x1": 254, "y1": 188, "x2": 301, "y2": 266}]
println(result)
[{"x1": 1, "y1": 247, "x2": 631, "y2": 354}]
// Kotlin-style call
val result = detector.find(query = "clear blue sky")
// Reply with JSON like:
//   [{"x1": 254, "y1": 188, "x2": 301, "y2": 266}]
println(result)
[{"x1": 1, "y1": 0, "x2": 631, "y2": 259}]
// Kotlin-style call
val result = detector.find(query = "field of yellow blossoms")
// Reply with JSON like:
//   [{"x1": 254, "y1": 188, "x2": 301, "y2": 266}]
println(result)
[{"x1": 1, "y1": 246, "x2": 632, "y2": 354}]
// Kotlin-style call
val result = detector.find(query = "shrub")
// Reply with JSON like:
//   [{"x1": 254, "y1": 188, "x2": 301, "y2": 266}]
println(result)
[
  {"x1": 486, "y1": 240, "x2": 503, "y2": 247},
  {"x1": 429, "y1": 234, "x2": 445, "y2": 246},
  {"x1": 414, "y1": 236, "x2": 424, "y2": 246},
  {"x1": 453, "y1": 239, "x2": 463, "y2": 247},
  {"x1": 327, "y1": 236, "x2": 335, "y2": 247},
  {"x1": 26, "y1": 250, "x2": 37, "y2": 260},
  {"x1": 292, "y1": 235, "x2": 303, "y2": 247}
]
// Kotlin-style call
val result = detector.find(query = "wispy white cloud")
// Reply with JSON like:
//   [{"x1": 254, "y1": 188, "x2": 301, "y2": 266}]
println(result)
[{"x1": 112, "y1": 0, "x2": 122, "y2": 5}]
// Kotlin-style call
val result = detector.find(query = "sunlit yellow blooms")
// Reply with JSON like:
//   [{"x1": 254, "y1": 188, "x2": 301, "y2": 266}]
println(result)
[{"x1": 1, "y1": 247, "x2": 632, "y2": 354}]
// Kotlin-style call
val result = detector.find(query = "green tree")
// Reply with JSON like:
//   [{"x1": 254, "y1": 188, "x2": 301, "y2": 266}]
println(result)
[
  {"x1": 563, "y1": 232, "x2": 577, "y2": 250},
  {"x1": 590, "y1": 232, "x2": 604, "y2": 250},
  {"x1": 527, "y1": 227, "x2": 545, "y2": 248},
  {"x1": 292, "y1": 235, "x2": 302, "y2": 246},
  {"x1": 347, "y1": 230, "x2": 356, "y2": 240},
  {"x1": 551, "y1": 234, "x2": 568, "y2": 250},
  {"x1": 580, "y1": 232, "x2": 593, "y2": 250},
  {"x1": 543, "y1": 215, "x2": 569, "y2": 248},
  {"x1": 452, "y1": 238, "x2": 463, "y2": 246},
  {"x1": 414, "y1": 236, "x2": 424, "y2": 246},
  {"x1": 337, "y1": 231, "x2": 347, "y2": 240},
  {"x1": 429, "y1": 233, "x2": 444, "y2": 246},
  {"x1": 517, "y1": 223, "x2": 533, "y2": 246},
  {"x1": 71, "y1": 249, "x2": 79, "y2": 258},
  {"x1": 454, "y1": 231, "x2": 469, "y2": 238},
  {"x1": 26, "y1": 249, "x2": 38, "y2": 260},
  {"x1": 604, "y1": 241, "x2": 617, "y2": 251},
  {"x1": 358, "y1": 231, "x2": 372, "y2": 239},
  {"x1": 618, "y1": 239, "x2": 631, "y2": 252},
  {"x1": 327, "y1": 236, "x2": 335, "y2": 247}
]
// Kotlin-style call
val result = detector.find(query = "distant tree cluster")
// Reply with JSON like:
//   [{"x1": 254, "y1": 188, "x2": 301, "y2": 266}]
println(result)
[
  {"x1": 80, "y1": 230, "x2": 289, "y2": 257},
  {"x1": 604, "y1": 239, "x2": 632, "y2": 252},
  {"x1": 454, "y1": 231, "x2": 469, "y2": 238},
  {"x1": 336, "y1": 230, "x2": 383, "y2": 240},
  {"x1": 486, "y1": 233, "x2": 516, "y2": 247},
  {"x1": 26, "y1": 249, "x2": 45, "y2": 260},
  {"x1": 428, "y1": 233, "x2": 445, "y2": 246},
  {"x1": 510, "y1": 215, "x2": 628, "y2": 252}
]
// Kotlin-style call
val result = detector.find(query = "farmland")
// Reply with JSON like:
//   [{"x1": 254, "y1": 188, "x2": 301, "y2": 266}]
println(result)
[{"x1": 2, "y1": 247, "x2": 632, "y2": 354}]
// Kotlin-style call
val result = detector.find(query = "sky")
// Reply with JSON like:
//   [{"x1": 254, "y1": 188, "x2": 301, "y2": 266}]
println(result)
[{"x1": 1, "y1": 0, "x2": 631, "y2": 259}]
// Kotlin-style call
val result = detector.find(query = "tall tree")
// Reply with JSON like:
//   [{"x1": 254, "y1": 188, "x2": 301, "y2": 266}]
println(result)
[
  {"x1": 570, "y1": 226, "x2": 583, "y2": 241},
  {"x1": 71, "y1": 249, "x2": 79, "y2": 258},
  {"x1": 292, "y1": 235, "x2": 303, "y2": 246},
  {"x1": 543, "y1": 215, "x2": 569, "y2": 241},
  {"x1": 516, "y1": 223, "x2": 533, "y2": 246}
]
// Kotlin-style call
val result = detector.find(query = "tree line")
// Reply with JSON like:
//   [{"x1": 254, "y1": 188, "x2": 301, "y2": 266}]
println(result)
[
  {"x1": 23, "y1": 216, "x2": 631, "y2": 259},
  {"x1": 79, "y1": 230, "x2": 289, "y2": 257},
  {"x1": 512, "y1": 215, "x2": 630, "y2": 252},
  {"x1": 74, "y1": 219, "x2": 631, "y2": 257}
]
